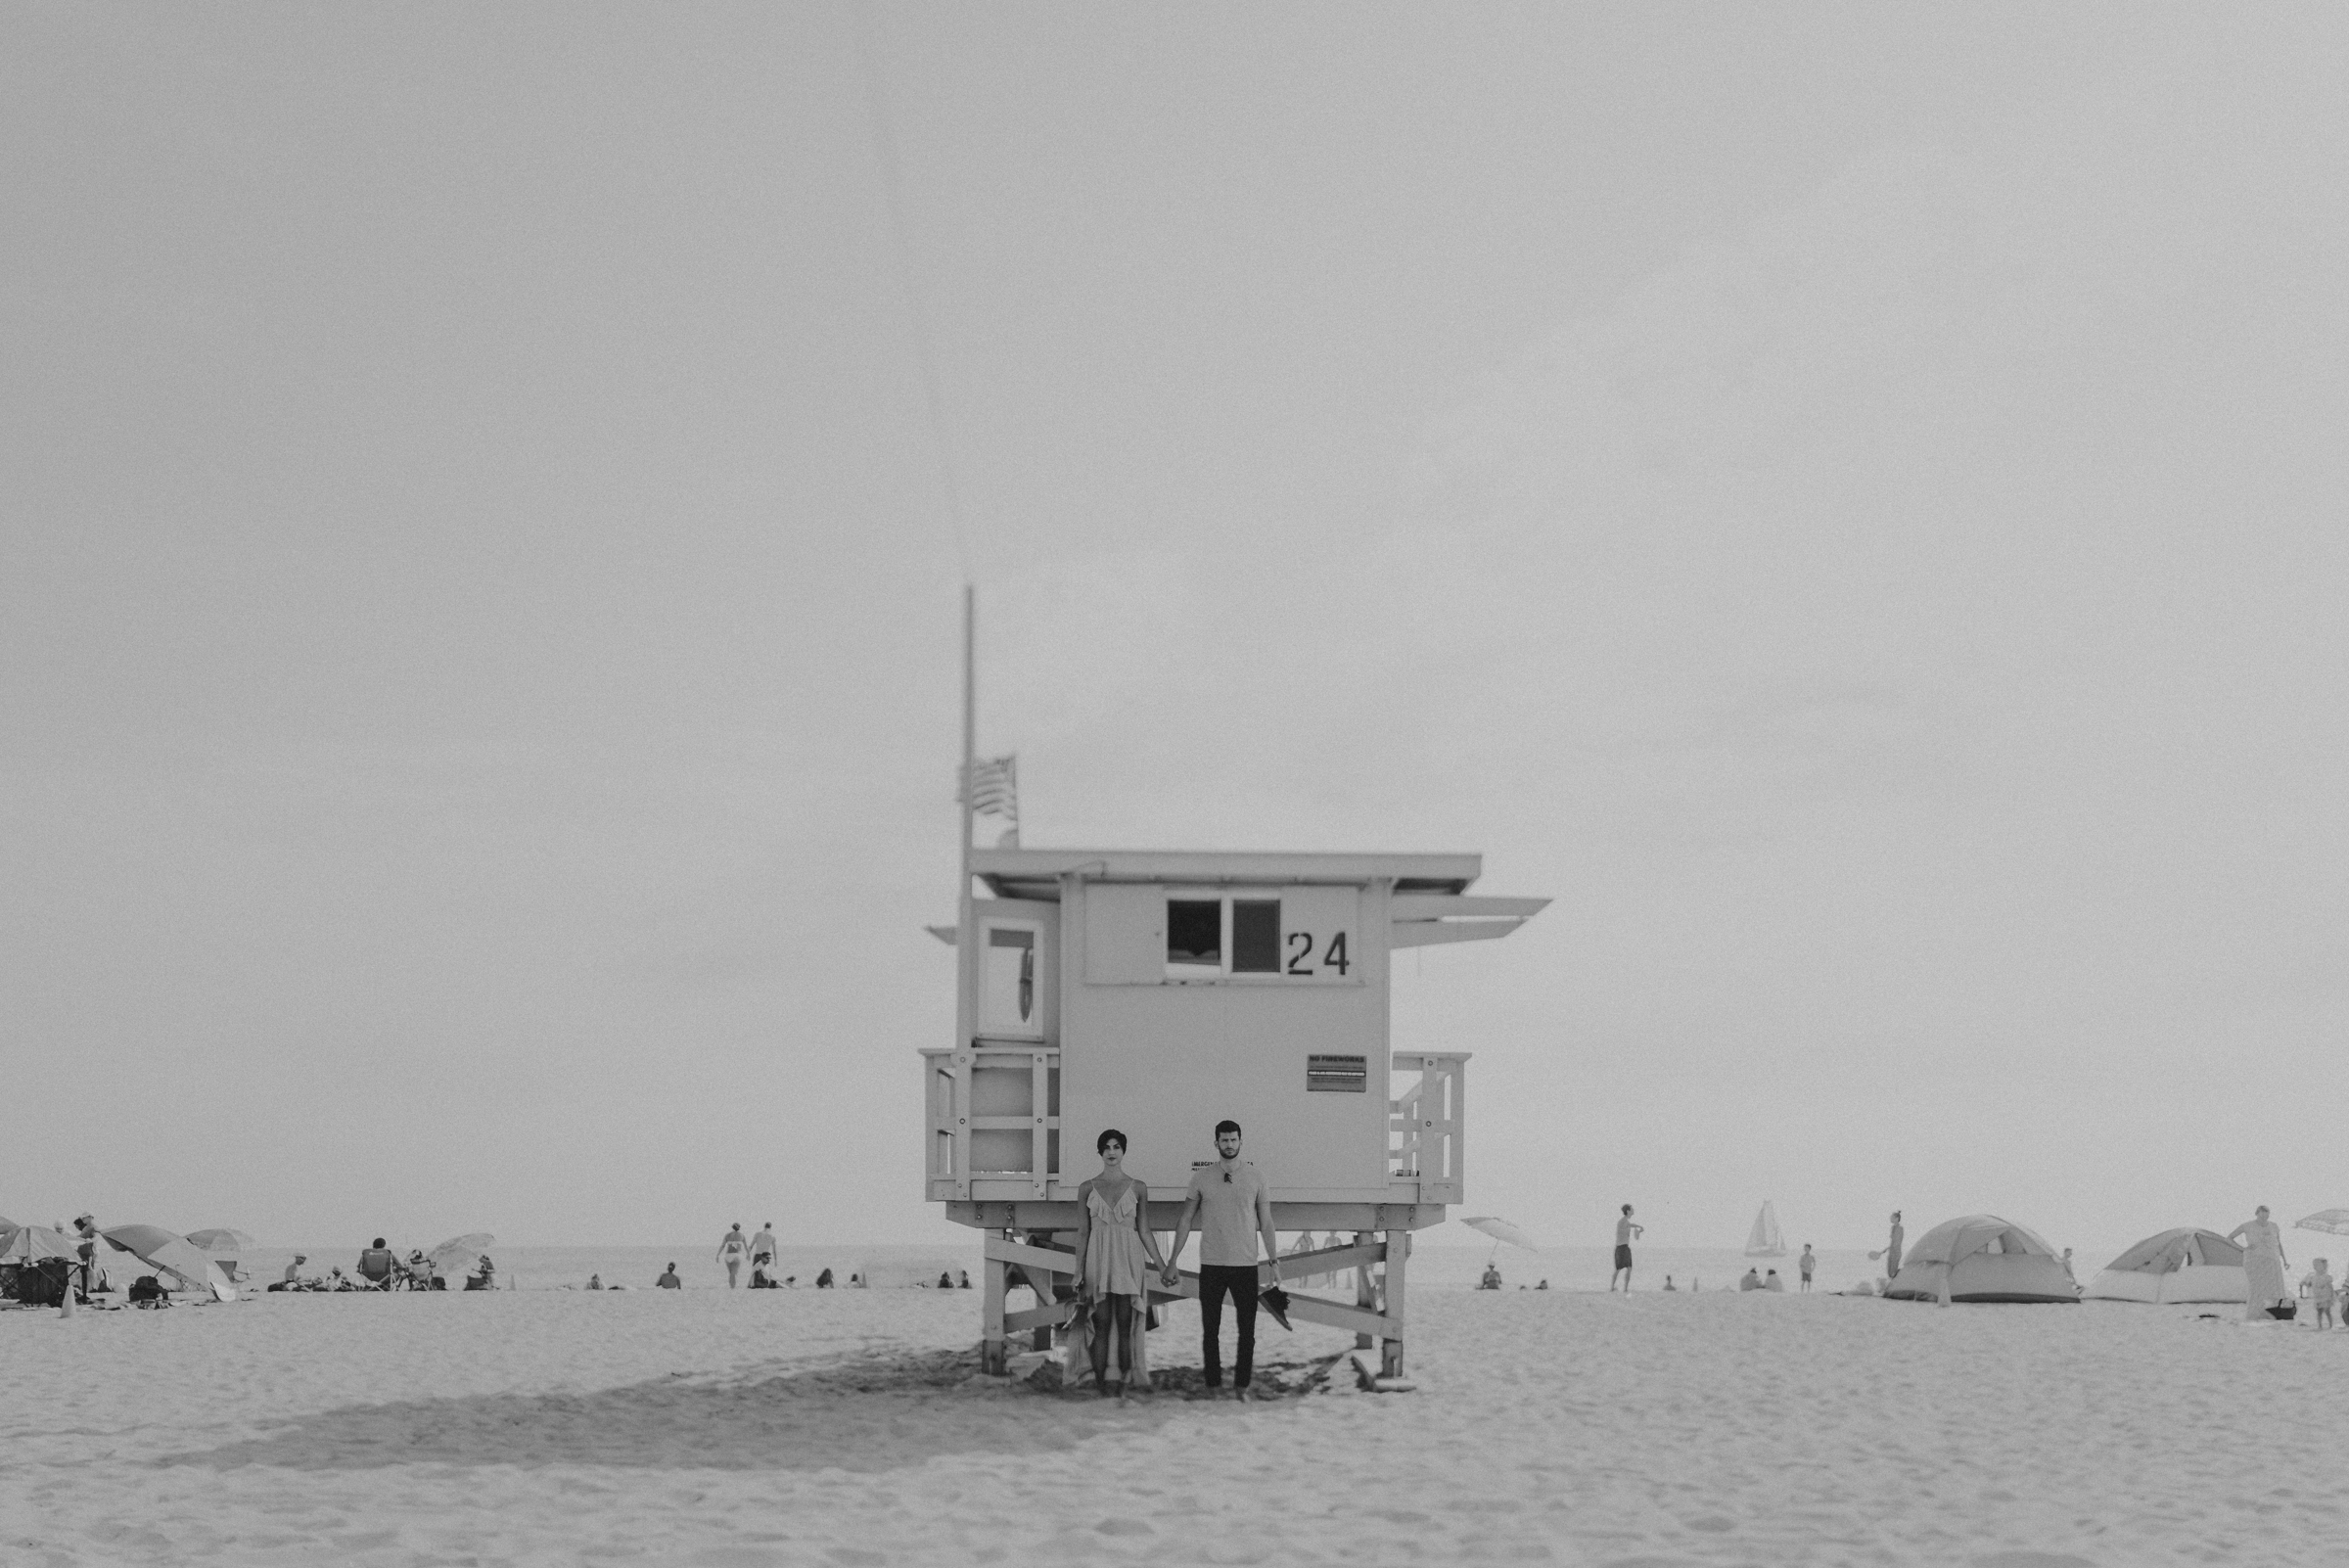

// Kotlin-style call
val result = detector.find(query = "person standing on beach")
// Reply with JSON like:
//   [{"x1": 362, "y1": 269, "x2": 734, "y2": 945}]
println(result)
[
  {"x1": 716, "y1": 1223, "x2": 750, "y2": 1288},
  {"x1": 751, "y1": 1220, "x2": 778, "y2": 1277},
  {"x1": 1166, "y1": 1119, "x2": 1281, "y2": 1400},
  {"x1": 2229, "y1": 1206, "x2": 2291, "y2": 1320},
  {"x1": 1610, "y1": 1205, "x2": 1642, "y2": 1291},
  {"x1": 71, "y1": 1216, "x2": 100, "y2": 1299},
  {"x1": 1071, "y1": 1129, "x2": 1169, "y2": 1401},
  {"x1": 1798, "y1": 1244, "x2": 1815, "y2": 1292},
  {"x1": 1869, "y1": 1212, "x2": 1904, "y2": 1281}
]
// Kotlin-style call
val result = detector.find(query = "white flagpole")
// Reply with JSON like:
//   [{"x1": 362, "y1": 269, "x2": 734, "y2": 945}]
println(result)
[{"x1": 955, "y1": 584, "x2": 977, "y2": 1060}]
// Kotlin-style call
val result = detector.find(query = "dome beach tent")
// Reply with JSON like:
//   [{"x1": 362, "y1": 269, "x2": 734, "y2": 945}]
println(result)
[
  {"x1": 2082, "y1": 1228, "x2": 2246, "y2": 1305},
  {"x1": 1883, "y1": 1215, "x2": 2078, "y2": 1305}
]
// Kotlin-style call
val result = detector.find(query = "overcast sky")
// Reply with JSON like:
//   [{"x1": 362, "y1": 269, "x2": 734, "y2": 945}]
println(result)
[{"x1": 7, "y1": 5, "x2": 2345, "y2": 1256}]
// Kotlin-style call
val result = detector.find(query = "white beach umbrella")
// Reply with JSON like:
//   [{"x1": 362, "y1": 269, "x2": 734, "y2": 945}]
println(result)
[
  {"x1": 1461, "y1": 1217, "x2": 1542, "y2": 1260},
  {"x1": 0, "y1": 1224, "x2": 82, "y2": 1264},
  {"x1": 426, "y1": 1232, "x2": 495, "y2": 1272},
  {"x1": 101, "y1": 1225, "x2": 236, "y2": 1302},
  {"x1": 185, "y1": 1228, "x2": 255, "y2": 1254},
  {"x1": 2295, "y1": 1210, "x2": 2349, "y2": 1236}
]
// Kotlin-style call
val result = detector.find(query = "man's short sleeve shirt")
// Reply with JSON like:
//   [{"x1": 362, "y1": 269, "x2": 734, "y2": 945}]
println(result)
[{"x1": 1187, "y1": 1162, "x2": 1267, "y2": 1268}]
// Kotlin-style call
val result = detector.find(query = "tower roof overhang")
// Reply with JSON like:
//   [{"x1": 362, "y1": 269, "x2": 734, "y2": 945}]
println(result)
[{"x1": 972, "y1": 847, "x2": 1482, "y2": 902}]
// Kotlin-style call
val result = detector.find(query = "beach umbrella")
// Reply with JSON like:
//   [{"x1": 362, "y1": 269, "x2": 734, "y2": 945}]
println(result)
[
  {"x1": 101, "y1": 1224, "x2": 235, "y2": 1302},
  {"x1": 426, "y1": 1232, "x2": 494, "y2": 1272},
  {"x1": 2295, "y1": 1210, "x2": 2349, "y2": 1236},
  {"x1": 1461, "y1": 1216, "x2": 1541, "y2": 1261},
  {"x1": 185, "y1": 1228, "x2": 255, "y2": 1253},
  {"x1": 0, "y1": 1224, "x2": 81, "y2": 1264}
]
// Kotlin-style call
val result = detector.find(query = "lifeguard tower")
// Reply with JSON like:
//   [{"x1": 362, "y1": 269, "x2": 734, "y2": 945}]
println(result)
[{"x1": 924, "y1": 844, "x2": 1544, "y2": 1378}]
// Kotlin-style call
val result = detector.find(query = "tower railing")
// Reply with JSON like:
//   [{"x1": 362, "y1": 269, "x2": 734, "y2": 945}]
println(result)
[
  {"x1": 1388, "y1": 1051, "x2": 1467, "y2": 1205},
  {"x1": 926, "y1": 1047, "x2": 1466, "y2": 1206}
]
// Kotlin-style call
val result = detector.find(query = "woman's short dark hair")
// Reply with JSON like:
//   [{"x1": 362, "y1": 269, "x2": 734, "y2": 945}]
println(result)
[{"x1": 1097, "y1": 1129, "x2": 1127, "y2": 1153}]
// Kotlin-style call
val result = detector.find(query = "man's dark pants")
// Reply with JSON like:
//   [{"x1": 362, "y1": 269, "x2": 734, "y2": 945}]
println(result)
[{"x1": 1196, "y1": 1264, "x2": 1260, "y2": 1388}]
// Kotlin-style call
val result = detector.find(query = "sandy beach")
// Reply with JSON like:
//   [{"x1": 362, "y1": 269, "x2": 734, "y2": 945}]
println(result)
[{"x1": 9, "y1": 1282, "x2": 2347, "y2": 1566}]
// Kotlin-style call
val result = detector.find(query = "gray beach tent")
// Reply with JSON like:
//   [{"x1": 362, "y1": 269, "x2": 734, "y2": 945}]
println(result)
[
  {"x1": 1883, "y1": 1215, "x2": 2079, "y2": 1304},
  {"x1": 2081, "y1": 1228, "x2": 2246, "y2": 1305}
]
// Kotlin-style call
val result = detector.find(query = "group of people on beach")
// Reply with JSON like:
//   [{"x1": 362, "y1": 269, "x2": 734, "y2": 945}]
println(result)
[
  {"x1": 266, "y1": 1240, "x2": 495, "y2": 1292},
  {"x1": 714, "y1": 1222, "x2": 782, "y2": 1288}
]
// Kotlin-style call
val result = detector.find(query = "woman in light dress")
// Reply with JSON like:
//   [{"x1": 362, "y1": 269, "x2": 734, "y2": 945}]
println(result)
[
  {"x1": 1070, "y1": 1129, "x2": 1170, "y2": 1401},
  {"x1": 2228, "y1": 1206, "x2": 2291, "y2": 1320}
]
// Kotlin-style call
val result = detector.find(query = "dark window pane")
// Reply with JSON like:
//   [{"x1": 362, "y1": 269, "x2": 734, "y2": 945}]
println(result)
[
  {"x1": 1231, "y1": 899, "x2": 1280, "y2": 972},
  {"x1": 1167, "y1": 899, "x2": 1221, "y2": 966}
]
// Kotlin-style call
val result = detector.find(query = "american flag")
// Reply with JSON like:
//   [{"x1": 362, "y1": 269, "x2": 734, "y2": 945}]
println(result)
[{"x1": 958, "y1": 754, "x2": 1018, "y2": 823}]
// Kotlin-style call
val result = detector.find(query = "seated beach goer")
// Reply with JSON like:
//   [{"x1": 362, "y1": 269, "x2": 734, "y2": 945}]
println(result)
[
  {"x1": 279, "y1": 1255, "x2": 308, "y2": 1289},
  {"x1": 1662, "y1": 1275, "x2": 1676, "y2": 1291},
  {"x1": 1764, "y1": 1268, "x2": 1784, "y2": 1292},
  {"x1": 814, "y1": 1268, "x2": 834, "y2": 1289},
  {"x1": 1739, "y1": 1268, "x2": 1763, "y2": 1291},
  {"x1": 957, "y1": 1269, "x2": 970, "y2": 1289},
  {"x1": 750, "y1": 1252, "x2": 778, "y2": 1289},
  {"x1": 357, "y1": 1238, "x2": 397, "y2": 1289},
  {"x1": 1537, "y1": 1278, "x2": 1550, "y2": 1290},
  {"x1": 1072, "y1": 1128, "x2": 1170, "y2": 1402},
  {"x1": 127, "y1": 1273, "x2": 167, "y2": 1306},
  {"x1": 656, "y1": 1264, "x2": 682, "y2": 1289},
  {"x1": 587, "y1": 1273, "x2": 603, "y2": 1290},
  {"x1": 938, "y1": 1270, "x2": 953, "y2": 1289},
  {"x1": 1479, "y1": 1264, "x2": 1502, "y2": 1290},
  {"x1": 464, "y1": 1255, "x2": 495, "y2": 1291}
]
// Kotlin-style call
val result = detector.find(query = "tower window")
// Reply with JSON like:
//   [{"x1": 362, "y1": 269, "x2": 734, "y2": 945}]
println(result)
[
  {"x1": 1231, "y1": 899, "x2": 1280, "y2": 972},
  {"x1": 1166, "y1": 899, "x2": 1222, "y2": 968}
]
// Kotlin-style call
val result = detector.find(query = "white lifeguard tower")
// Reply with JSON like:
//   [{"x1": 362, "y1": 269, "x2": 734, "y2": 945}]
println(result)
[{"x1": 924, "y1": 843, "x2": 1545, "y2": 1378}]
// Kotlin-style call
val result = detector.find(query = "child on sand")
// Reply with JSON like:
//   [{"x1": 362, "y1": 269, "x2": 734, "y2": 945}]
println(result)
[
  {"x1": 2306, "y1": 1260, "x2": 2335, "y2": 1329},
  {"x1": 1799, "y1": 1245, "x2": 1815, "y2": 1292}
]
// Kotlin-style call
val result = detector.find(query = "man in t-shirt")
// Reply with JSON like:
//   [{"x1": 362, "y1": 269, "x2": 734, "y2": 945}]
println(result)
[
  {"x1": 1166, "y1": 1119, "x2": 1281, "y2": 1399},
  {"x1": 1798, "y1": 1244, "x2": 1815, "y2": 1292}
]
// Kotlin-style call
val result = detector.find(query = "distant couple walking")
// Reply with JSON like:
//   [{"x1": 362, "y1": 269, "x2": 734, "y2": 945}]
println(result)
[{"x1": 1071, "y1": 1118, "x2": 1282, "y2": 1401}]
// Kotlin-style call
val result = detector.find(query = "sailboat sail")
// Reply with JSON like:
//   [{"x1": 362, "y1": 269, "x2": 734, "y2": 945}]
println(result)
[{"x1": 1744, "y1": 1201, "x2": 1786, "y2": 1258}]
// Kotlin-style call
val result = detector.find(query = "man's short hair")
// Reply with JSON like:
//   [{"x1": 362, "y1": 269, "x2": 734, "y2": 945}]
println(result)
[
  {"x1": 1214, "y1": 1119, "x2": 1242, "y2": 1138},
  {"x1": 1096, "y1": 1128, "x2": 1126, "y2": 1154},
  {"x1": 1621, "y1": 1204, "x2": 1633, "y2": 1215}
]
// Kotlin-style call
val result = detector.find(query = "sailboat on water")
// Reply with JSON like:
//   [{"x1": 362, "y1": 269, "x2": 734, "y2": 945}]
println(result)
[{"x1": 1744, "y1": 1201, "x2": 1786, "y2": 1258}]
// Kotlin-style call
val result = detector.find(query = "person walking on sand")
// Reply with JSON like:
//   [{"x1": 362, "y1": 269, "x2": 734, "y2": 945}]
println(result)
[
  {"x1": 750, "y1": 1220, "x2": 778, "y2": 1281},
  {"x1": 2229, "y1": 1206, "x2": 2291, "y2": 1320},
  {"x1": 1166, "y1": 1119, "x2": 1281, "y2": 1401},
  {"x1": 716, "y1": 1223, "x2": 750, "y2": 1288},
  {"x1": 1869, "y1": 1212, "x2": 1904, "y2": 1282},
  {"x1": 1798, "y1": 1244, "x2": 1815, "y2": 1292},
  {"x1": 1071, "y1": 1129, "x2": 1170, "y2": 1402},
  {"x1": 1610, "y1": 1205, "x2": 1642, "y2": 1292}
]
